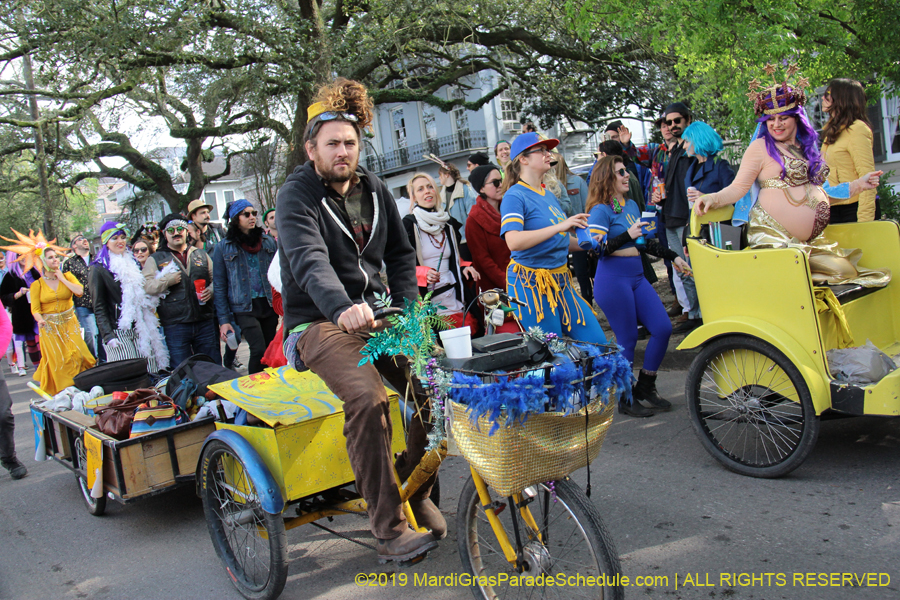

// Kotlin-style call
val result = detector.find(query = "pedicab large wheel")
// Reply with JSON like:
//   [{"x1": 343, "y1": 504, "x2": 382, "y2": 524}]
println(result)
[
  {"x1": 74, "y1": 436, "x2": 107, "y2": 516},
  {"x1": 457, "y1": 476, "x2": 624, "y2": 600},
  {"x1": 200, "y1": 440, "x2": 287, "y2": 600},
  {"x1": 686, "y1": 335, "x2": 820, "y2": 478}
]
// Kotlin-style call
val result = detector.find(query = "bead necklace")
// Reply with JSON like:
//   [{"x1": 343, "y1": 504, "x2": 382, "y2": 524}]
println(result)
[
  {"x1": 611, "y1": 199, "x2": 623, "y2": 214},
  {"x1": 426, "y1": 230, "x2": 446, "y2": 250}
]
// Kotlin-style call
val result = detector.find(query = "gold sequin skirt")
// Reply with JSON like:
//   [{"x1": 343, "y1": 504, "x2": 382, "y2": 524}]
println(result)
[
  {"x1": 33, "y1": 307, "x2": 96, "y2": 395},
  {"x1": 748, "y1": 203, "x2": 891, "y2": 288}
]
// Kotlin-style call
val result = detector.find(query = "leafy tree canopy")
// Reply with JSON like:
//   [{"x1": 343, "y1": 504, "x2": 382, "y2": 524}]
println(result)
[
  {"x1": 570, "y1": 0, "x2": 900, "y2": 139},
  {"x1": 0, "y1": 0, "x2": 667, "y2": 213}
]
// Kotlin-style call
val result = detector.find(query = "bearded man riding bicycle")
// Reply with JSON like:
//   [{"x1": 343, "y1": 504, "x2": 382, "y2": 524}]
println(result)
[{"x1": 275, "y1": 79, "x2": 443, "y2": 563}]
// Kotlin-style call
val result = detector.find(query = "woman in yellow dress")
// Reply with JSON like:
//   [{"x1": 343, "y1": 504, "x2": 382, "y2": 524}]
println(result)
[{"x1": 30, "y1": 248, "x2": 95, "y2": 394}]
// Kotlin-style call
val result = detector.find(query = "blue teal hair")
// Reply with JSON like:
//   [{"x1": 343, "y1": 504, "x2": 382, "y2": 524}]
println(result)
[{"x1": 681, "y1": 121, "x2": 724, "y2": 158}]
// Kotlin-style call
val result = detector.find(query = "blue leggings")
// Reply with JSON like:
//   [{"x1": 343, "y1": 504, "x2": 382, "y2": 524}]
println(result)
[
  {"x1": 507, "y1": 263, "x2": 607, "y2": 344},
  {"x1": 594, "y1": 255, "x2": 672, "y2": 371}
]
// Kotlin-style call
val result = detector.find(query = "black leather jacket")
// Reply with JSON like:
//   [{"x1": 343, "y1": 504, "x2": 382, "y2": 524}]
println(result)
[
  {"x1": 144, "y1": 248, "x2": 215, "y2": 325},
  {"x1": 89, "y1": 264, "x2": 124, "y2": 344}
]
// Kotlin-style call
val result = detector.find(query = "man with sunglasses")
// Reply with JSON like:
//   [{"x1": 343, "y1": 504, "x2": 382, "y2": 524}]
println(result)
[
  {"x1": 62, "y1": 234, "x2": 104, "y2": 362},
  {"x1": 143, "y1": 213, "x2": 220, "y2": 367},
  {"x1": 652, "y1": 101, "x2": 702, "y2": 333},
  {"x1": 187, "y1": 199, "x2": 225, "y2": 252},
  {"x1": 276, "y1": 79, "x2": 441, "y2": 563}
]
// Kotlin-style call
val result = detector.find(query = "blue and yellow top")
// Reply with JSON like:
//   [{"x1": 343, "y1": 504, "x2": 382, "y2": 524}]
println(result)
[
  {"x1": 500, "y1": 182, "x2": 570, "y2": 269},
  {"x1": 588, "y1": 199, "x2": 642, "y2": 253}
]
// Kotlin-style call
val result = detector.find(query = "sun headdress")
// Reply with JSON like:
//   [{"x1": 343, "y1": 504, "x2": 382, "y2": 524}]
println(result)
[
  {"x1": 747, "y1": 62, "x2": 811, "y2": 117},
  {"x1": 0, "y1": 229, "x2": 68, "y2": 274}
]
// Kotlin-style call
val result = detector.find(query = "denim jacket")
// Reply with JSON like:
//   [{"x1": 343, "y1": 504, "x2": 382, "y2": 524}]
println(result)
[{"x1": 213, "y1": 234, "x2": 277, "y2": 325}]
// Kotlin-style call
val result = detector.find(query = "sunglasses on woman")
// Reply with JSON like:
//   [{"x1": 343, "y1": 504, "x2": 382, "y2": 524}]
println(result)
[
  {"x1": 524, "y1": 147, "x2": 551, "y2": 156},
  {"x1": 665, "y1": 117, "x2": 684, "y2": 126},
  {"x1": 240, "y1": 210, "x2": 259, "y2": 218},
  {"x1": 615, "y1": 168, "x2": 628, "y2": 177},
  {"x1": 485, "y1": 178, "x2": 503, "y2": 188},
  {"x1": 133, "y1": 247, "x2": 149, "y2": 254}
]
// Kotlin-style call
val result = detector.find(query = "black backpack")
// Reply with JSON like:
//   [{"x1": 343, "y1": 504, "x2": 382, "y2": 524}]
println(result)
[{"x1": 165, "y1": 354, "x2": 240, "y2": 407}]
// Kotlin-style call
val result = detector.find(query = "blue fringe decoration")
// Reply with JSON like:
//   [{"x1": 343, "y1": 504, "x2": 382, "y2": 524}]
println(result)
[
  {"x1": 451, "y1": 372, "x2": 545, "y2": 435},
  {"x1": 573, "y1": 343, "x2": 635, "y2": 405},
  {"x1": 450, "y1": 346, "x2": 634, "y2": 435}
]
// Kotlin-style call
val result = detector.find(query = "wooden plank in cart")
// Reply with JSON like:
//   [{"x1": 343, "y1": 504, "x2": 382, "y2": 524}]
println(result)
[{"x1": 118, "y1": 421, "x2": 216, "y2": 498}]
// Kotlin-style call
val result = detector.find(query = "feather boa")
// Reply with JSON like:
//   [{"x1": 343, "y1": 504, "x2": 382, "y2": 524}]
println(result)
[
  {"x1": 108, "y1": 252, "x2": 170, "y2": 370},
  {"x1": 450, "y1": 344, "x2": 634, "y2": 435}
]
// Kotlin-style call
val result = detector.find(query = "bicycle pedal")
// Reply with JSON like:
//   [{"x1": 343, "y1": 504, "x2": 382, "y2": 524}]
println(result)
[{"x1": 377, "y1": 542, "x2": 437, "y2": 566}]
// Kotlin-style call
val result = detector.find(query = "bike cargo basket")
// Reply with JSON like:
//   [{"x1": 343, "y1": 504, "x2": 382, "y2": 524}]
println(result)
[{"x1": 448, "y1": 398, "x2": 614, "y2": 497}]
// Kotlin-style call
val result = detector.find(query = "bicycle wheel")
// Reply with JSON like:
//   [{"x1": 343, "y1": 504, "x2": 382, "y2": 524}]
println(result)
[
  {"x1": 200, "y1": 440, "x2": 287, "y2": 600},
  {"x1": 457, "y1": 475, "x2": 623, "y2": 600},
  {"x1": 74, "y1": 436, "x2": 106, "y2": 516},
  {"x1": 686, "y1": 335, "x2": 820, "y2": 478}
]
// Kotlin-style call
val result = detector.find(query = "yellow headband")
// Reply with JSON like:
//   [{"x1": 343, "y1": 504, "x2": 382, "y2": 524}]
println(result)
[{"x1": 307, "y1": 101, "x2": 329, "y2": 123}]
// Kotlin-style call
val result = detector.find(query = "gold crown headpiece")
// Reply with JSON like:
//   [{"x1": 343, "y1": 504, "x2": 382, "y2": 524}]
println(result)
[{"x1": 747, "y1": 63, "x2": 811, "y2": 117}]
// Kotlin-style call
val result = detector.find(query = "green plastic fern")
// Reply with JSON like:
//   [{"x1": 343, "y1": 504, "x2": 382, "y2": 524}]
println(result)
[{"x1": 359, "y1": 292, "x2": 453, "y2": 377}]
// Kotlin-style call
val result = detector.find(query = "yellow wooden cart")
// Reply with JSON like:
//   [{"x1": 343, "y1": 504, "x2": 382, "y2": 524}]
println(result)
[{"x1": 681, "y1": 207, "x2": 900, "y2": 477}]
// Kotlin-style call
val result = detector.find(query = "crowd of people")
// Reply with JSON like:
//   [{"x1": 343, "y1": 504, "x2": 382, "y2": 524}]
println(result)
[
  {"x1": 0, "y1": 71, "x2": 888, "y2": 572},
  {"x1": 0, "y1": 197, "x2": 284, "y2": 400}
]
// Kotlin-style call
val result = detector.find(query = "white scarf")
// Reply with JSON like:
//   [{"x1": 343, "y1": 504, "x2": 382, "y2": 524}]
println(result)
[
  {"x1": 412, "y1": 206, "x2": 451, "y2": 236},
  {"x1": 108, "y1": 252, "x2": 170, "y2": 370}
]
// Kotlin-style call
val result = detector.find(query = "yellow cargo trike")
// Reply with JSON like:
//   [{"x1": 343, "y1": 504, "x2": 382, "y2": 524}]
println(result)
[
  {"x1": 198, "y1": 360, "x2": 623, "y2": 600},
  {"x1": 680, "y1": 207, "x2": 900, "y2": 478}
]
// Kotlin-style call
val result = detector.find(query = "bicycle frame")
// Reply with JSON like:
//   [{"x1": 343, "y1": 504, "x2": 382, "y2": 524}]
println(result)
[{"x1": 468, "y1": 465, "x2": 543, "y2": 567}]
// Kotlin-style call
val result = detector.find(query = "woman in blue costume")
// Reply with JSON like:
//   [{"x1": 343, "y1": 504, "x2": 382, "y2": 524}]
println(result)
[
  {"x1": 499, "y1": 133, "x2": 606, "y2": 343},
  {"x1": 588, "y1": 156, "x2": 691, "y2": 417}
]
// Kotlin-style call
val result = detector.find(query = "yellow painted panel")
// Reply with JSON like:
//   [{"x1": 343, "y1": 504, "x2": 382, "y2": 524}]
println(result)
[
  {"x1": 210, "y1": 367, "x2": 347, "y2": 427},
  {"x1": 216, "y1": 423, "x2": 284, "y2": 497},
  {"x1": 85, "y1": 431, "x2": 103, "y2": 491},
  {"x1": 216, "y1": 392, "x2": 406, "y2": 502}
]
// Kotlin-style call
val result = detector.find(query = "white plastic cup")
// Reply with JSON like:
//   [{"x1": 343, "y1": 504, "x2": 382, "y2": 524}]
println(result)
[
  {"x1": 439, "y1": 326, "x2": 472, "y2": 359},
  {"x1": 225, "y1": 330, "x2": 238, "y2": 350}
]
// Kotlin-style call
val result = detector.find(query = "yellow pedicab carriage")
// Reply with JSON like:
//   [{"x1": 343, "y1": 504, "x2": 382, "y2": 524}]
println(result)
[{"x1": 680, "y1": 206, "x2": 900, "y2": 478}]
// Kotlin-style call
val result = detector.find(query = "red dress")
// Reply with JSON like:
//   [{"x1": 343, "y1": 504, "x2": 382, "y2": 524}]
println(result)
[{"x1": 261, "y1": 288, "x2": 287, "y2": 368}]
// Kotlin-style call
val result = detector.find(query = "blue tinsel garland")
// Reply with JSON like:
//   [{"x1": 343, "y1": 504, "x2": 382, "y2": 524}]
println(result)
[{"x1": 450, "y1": 345, "x2": 634, "y2": 435}]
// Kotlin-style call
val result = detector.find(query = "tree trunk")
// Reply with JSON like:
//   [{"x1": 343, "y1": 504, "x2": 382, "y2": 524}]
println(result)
[
  {"x1": 21, "y1": 51, "x2": 55, "y2": 239},
  {"x1": 285, "y1": 0, "x2": 334, "y2": 176}
]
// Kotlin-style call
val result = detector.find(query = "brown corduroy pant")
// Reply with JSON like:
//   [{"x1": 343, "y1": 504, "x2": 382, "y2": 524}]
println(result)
[{"x1": 295, "y1": 320, "x2": 434, "y2": 540}]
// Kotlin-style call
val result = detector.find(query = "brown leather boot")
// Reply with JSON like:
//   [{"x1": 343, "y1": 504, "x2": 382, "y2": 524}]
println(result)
[
  {"x1": 376, "y1": 528, "x2": 438, "y2": 563},
  {"x1": 410, "y1": 498, "x2": 447, "y2": 540}
]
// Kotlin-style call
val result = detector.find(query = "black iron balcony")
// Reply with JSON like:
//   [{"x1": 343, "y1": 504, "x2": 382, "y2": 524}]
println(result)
[{"x1": 364, "y1": 129, "x2": 487, "y2": 174}]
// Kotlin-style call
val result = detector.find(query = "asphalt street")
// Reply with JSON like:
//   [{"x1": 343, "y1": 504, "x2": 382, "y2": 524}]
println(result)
[{"x1": 1, "y1": 351, "x2": 898, "y2": 600}]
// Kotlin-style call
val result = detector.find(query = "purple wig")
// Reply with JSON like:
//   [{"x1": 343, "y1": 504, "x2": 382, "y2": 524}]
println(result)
[
  {"x1": 755, "y1": 106, "x2": 826, "y2": 185},
  {"x1": 91, "y1": 221, "x2": 129, "y2": 270},
  {"x1": 4, "y1": 251, "x2": 37, "y2": 286}
]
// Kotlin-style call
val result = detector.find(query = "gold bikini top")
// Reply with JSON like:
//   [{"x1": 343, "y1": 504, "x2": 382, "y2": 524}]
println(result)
[{"x1": 759, "y1": 144, "x2": 830, "y2": 188}]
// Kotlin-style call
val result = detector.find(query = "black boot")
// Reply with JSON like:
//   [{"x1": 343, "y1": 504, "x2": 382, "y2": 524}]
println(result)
[
  {"x1": 618, "y1": 387, "x2": 654, "y2": 417},
  {"x1": 633, "y1": 370, "x2": 671, "y2": 411}
]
